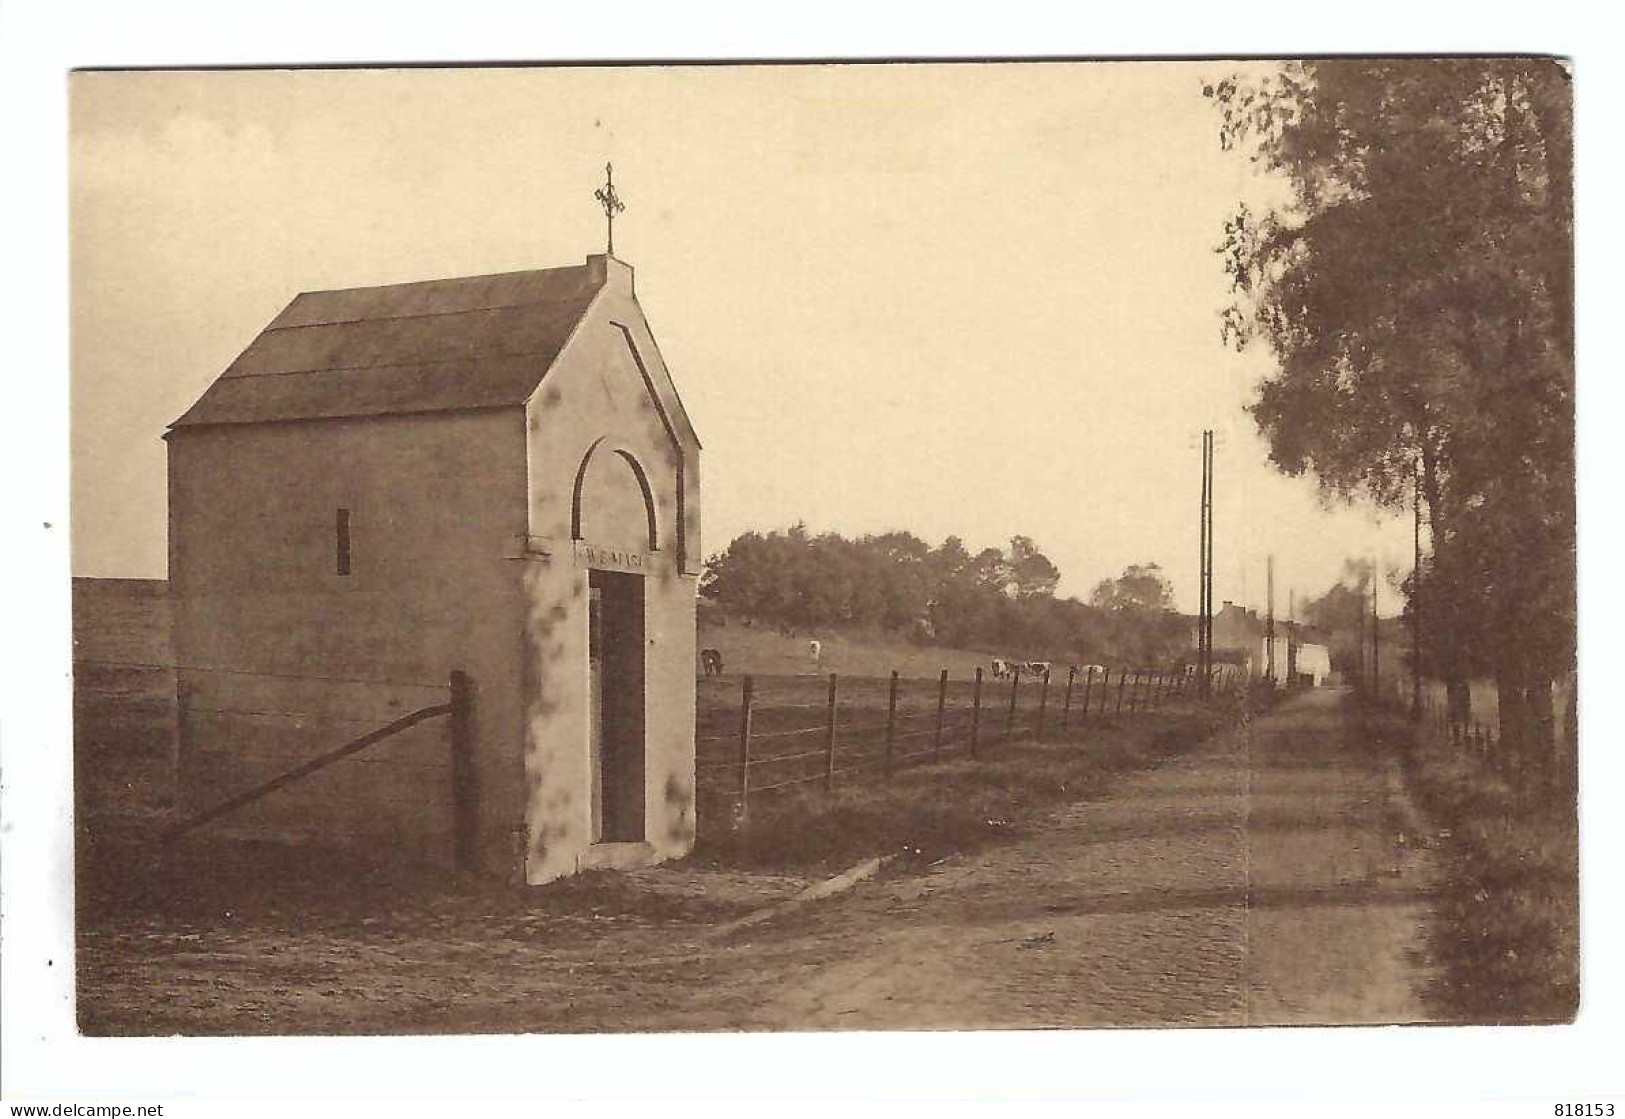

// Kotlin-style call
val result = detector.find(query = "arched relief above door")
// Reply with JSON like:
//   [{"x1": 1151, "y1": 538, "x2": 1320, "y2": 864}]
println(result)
[{"x1": 571, "y1": 437, "x2": 658, "y2": 555}]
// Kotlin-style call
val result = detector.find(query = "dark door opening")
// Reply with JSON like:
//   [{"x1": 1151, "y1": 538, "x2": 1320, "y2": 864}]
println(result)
[{"x1": 588, "y1": 569, "x2": 646, "y2": 843}]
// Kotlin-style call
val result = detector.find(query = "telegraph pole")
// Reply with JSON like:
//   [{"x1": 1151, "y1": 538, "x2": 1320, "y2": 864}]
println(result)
[
  {"x1": 1198, "y1": 429, "x2": 1214, "y2": 699},
  {"x1": 1209, "y1": 433, "x2": 1217, "y2": 695},
  {"x1": 1371, "y1": 562, "x2": 1381, "y2": 700},
  {"x1": 1356, "y1": 573, "x2": 1366, "y2": 691},
  {"x1": 1288, "y1": 586, "x2": 1298, "y2": 683},
  {"x1": 1412, "y1": 464, "x2": 1423, "y2": 719},
  {"x1": 1266, "y1": 554, "x2": 1276, "y2": 686}
]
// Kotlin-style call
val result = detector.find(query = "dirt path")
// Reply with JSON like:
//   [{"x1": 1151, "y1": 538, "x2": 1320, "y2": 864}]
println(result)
[
  {"x1": 81, "y1": 690, "x2": 1442, "y2": 1033},
  {"x1": 685, "y1": 688, "x2": 1442, "y2": 1030}
]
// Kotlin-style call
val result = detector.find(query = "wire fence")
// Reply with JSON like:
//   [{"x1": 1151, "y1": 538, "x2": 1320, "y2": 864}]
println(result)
[
  {"x1": 696, "y1": 664, "x2": 1232, "y2": 820},
  {"x1": 1381, "y1": 671, "x2": 1577, "y2": 784},
  {"x1": 73, "y1": 655, "x2": 473, "y2": 865},
  {"x1": 73, "y1": 656, "x2": 452, "y2": 693}
]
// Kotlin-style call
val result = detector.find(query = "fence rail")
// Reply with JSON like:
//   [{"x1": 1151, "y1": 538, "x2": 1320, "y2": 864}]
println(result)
[
  {"x1": 74, "y1": 656, "x2": 453, "y2": 693},
  {"x1": 1394, "y1": 672, "x2": 1577, "y2": 785},
  {"x1": 76, "y1": 656, "x2": 477, "y2": 870},
  {"x1": 700, "y1": 664, "x2": 1228, "y2": 820}
]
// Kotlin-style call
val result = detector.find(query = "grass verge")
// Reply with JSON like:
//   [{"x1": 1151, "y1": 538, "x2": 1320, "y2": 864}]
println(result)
[
  {"x1": 692, "y1": 703, "x2": 1237, "y2": 877},
  {"x1": 1366, "y1": 706, "x2": 1578, "y2": 1024}
]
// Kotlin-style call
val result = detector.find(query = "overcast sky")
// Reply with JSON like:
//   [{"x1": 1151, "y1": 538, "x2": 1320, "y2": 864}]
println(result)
[{"x1": 70, "y1": 63, "x2": 1414, "y2": 613}]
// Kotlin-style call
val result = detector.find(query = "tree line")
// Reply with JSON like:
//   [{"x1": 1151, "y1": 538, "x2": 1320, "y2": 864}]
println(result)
[
  {"x1": 701, "y1": 524, "x2": 1190, "y2": 668},
  {"x1": 1209, "y1": 59, "x2": 1574, "y2": 768}
]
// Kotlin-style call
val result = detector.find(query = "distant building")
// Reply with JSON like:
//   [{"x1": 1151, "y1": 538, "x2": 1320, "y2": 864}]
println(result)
[
  {"x1": 1294, "y1": 643, "x2": 1332, "y2": 686},
  {"x1": 1192, "y1": 601, "x2": 1331, "y2": 687},
  {"x1": 167, "y1": 253, "x2": 703, "y2": 883}
]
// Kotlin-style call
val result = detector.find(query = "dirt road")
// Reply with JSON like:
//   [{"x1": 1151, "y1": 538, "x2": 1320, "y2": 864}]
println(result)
[
  {"x1": 705, "y1": 687, "x2": 1442, "y2": 1029},
  {"x1": 82, "y1": 689, "x2": 1442, "y2": 1033}
]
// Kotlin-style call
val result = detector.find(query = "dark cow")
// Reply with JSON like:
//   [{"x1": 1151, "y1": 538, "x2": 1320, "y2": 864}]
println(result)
[{"x1": 700, "y1": 648, "x2": 724, "y2": 676}]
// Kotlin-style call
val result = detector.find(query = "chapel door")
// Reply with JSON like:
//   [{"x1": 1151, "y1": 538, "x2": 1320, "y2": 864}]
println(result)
[
  {"x1": 588, "y1": 569, "x2": 646, "y2": 843},
  {"x1": 588, "y1": 584, "x2": 604, "y2": 843}
]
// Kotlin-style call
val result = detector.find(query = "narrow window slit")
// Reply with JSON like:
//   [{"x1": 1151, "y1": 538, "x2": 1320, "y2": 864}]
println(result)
[{"x1": 336, "y1": 508, "x2": 351, "y2": 576}]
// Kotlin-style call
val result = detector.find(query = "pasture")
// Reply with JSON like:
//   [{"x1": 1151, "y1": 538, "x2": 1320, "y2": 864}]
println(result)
[
  {"x1": 70, "y1": 577, "x2": 1240, "y2": 1034},
  {"x1": 696, "y1": 613, "x2": 1006, "y2": 680}
]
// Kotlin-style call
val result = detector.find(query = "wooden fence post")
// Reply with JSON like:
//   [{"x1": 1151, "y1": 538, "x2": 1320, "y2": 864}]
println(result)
[
  {"x1": 1116, "y1": 669, "x2": 1128, "y2": 715},
  {"x1": 1036, "y1": 669, "x2": 1051, "y2": 740},
  {"x1": 450, "y1": 670, "x2": 477, "y2": 873},
  {"x1": 971, "y1": 667, "x2": 983, "y2": 759},
  {"x1": 737, "y1": 675, "x2": 755, "y2": 826},
  {"x1": 1083, "y1": 667, "x2": 1097, "y2": 720},
  {"x1": 824, "y1": 673, "x2": 839, "y2": 795},
  {"x1": 885, "y1": 670, "x2": 899, "y2": 777},
  {"x1": 1006, "y1": 669, "x2": 1020, "y2": 741},
  {"x1": 934, "y1": 669, "x2": 948, "y2": 755},
  {"x1": 1061, "y1": 665, "x2": 1076, "y2": 734}
]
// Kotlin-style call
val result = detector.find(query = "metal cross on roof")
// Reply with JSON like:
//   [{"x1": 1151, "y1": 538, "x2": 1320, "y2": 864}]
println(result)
[{"x1": 593, "y1": 162, "x2": 626, "y2": 257}]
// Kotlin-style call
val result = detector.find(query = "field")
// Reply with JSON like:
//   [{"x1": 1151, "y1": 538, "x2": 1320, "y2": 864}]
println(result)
[
  {"x1": 72, "y1": 578, "x2": 1240, "y2": 1034},
  {"x1": 72, "y1": 579, "x2": 175, "y2": 821},
  {"x1": 696, "y1": 612, "x2": 1005, "y2": 680},
  {"x1": 72, "y1": 579, "x2": 1174, "y2": 846}
]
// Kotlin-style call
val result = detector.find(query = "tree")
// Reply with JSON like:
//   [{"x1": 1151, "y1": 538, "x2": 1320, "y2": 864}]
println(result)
[
  {"x1": 1087, "y1": 563, "x2": 1184, "y2": 666},
  {"x1": 1208, "y1": 60, "x2": 1574, "y2": 767},
  {"x1": 1089, "y1": 562, "x2": 1176, "y2": 613},
  {"x1": 1007, "y1": 535, "x2": 1061, "y2": 599}
]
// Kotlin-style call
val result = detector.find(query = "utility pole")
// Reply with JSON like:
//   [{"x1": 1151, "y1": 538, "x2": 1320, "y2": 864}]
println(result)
[
  {"x1": 1266, "y1": 554, "x2": 1276, "y2": 686},
  {"x1": 1198, "y1": 429, "x2": 1214, "y2": 699},
  {"x1": 1356, "y1": 574, "x2": 1366, "y2": 691},
  {"x1": 1288, "y1": 586, "x2": 1297, "y2": 683},
  {"x1": 1371, "y1": 561, "x2": 1381, "y2": 700},
  {"x1": 1412, "y1": 463, "x2": 1423, "y2": 720}
]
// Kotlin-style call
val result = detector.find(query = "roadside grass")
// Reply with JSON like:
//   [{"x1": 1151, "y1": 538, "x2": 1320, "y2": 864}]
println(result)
[
  {"x1": 692, "y1": 705, "x2": 1233, "y2": 876},
  {"x1": 1366, "y1": 707, "x2": 1578, "y2": 1024}
]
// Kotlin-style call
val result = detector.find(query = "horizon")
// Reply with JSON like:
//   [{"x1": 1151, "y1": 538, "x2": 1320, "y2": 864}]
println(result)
[{"x1": 70, "y1": 64, "x2": 1416, "y2": 613}]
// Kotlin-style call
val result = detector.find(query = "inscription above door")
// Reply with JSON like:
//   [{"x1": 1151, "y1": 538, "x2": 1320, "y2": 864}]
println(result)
[{"x1": 574, "y1": 541, "x2": 654, "y2": 574}]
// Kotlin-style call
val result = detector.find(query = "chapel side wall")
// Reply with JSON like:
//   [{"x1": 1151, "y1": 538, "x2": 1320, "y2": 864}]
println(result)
[
  {"x1": 167, "y1": 410, "x2": 528, "y2": 874},
  {"x1": 520, "y1": 288, "x2": 699, "y2": 884}
]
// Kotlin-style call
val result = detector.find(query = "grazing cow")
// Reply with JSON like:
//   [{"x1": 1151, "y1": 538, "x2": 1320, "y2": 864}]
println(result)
[
  {"x1": 1027, "y1": 661, "x2": 1052, "y2": 679},
  {"x1": 991, "y1": 658, "x2": 1009, "y2": 679},
  {"x1": 700, "y1": 648, "x2": 724, "y2": 677}
]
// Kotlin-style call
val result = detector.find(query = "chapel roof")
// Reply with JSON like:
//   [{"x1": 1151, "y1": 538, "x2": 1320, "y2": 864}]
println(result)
[{"x1": 170, "y1": 261, "x2": 604, "y2": 428}]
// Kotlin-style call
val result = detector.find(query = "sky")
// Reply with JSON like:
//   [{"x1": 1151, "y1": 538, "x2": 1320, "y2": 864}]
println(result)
[{"x1": 70, "y1": 63, "x2": 1416, "y2": 614}]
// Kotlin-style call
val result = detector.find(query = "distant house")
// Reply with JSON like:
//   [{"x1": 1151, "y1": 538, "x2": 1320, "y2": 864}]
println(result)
[
  {"x1": 166, "y1": 252, "x2": 703, "y2": 884},
  {"x1": 1206, "y1": 601, "x2": 1264, "y2": 676},
  {"x1": 1192, "y1": 601, "x2": 1329, "y2": 687},
  {"x1": 1294, "y1": 643, "x2": 1333, "y2": 686}
]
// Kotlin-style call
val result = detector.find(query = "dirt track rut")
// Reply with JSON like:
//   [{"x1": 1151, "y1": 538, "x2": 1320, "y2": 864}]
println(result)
[{"x1": 707, "y1": 688, "x2": 1441, "y2": 1030}]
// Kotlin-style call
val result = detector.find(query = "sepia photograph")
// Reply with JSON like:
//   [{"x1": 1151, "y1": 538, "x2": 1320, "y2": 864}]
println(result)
[{"x1": 61, "y1": 55, "x2": 1577, "y2": 1043}]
